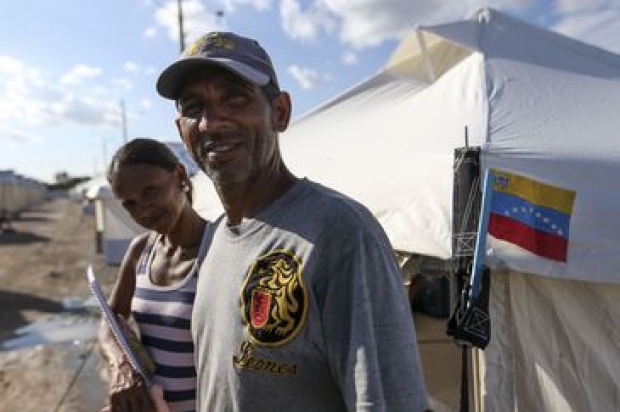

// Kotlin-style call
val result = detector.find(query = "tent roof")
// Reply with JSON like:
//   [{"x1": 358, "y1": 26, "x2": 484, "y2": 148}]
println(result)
[{"x1": 281, "y1": 7, "x2": 620, "y2": 283}]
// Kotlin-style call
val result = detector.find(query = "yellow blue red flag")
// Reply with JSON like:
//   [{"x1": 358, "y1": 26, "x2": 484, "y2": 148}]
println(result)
[{"x1": 488, "y1": 169, "x2": 576, "y2": 262}]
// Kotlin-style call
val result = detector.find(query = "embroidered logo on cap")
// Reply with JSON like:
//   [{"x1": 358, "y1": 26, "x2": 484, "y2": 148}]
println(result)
[{"x1": 185, "y1": 32, "x2": 235, "y2": 57}]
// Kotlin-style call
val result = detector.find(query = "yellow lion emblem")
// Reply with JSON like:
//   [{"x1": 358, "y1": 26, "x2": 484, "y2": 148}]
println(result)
[{"x1": 241, "y1": 250, "x2": 308, "y2": 346}]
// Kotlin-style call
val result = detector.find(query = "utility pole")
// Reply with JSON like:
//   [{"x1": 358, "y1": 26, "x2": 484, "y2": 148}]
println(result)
[{"x1": 177, "y1": 0, "x2": 185, "y2": 52}]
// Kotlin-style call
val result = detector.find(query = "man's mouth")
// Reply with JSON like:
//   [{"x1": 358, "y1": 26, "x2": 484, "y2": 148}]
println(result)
[{"x1": 204, "y1": 141, "x2": 240, "y2": 162}]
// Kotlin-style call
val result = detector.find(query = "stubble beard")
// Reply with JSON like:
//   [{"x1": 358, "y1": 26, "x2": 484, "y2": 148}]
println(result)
[{"x1": 197, "y1": 156, "x2": 252, "y2": 193}]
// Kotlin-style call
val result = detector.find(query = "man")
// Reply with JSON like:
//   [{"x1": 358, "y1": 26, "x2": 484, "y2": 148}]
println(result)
[{"x1": 156, "y1": 31, "x2": 429, "y2": 411}]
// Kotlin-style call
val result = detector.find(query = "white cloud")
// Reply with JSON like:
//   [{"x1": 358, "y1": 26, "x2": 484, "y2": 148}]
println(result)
[
  {"x1": 342, "y1": 50, "x2": 358, "y2": 66},
  {"x1": 110, "y1": 77, "x2": 134, "y2": 91},
  {"x1": 312, "y1": 0, "x2": 533, "y2": 49},
  {"x1": 307, "y1": 0, "x2": 619, "y2": 55},
  {"x1": 0, "y1": 56, "x2": 25, "y2": 75},
  {"x1": 0, "y1": 125, "x2": 40, "y2": 143},
  {"x1": 60, "y1": 64, "x2": 103, "y2": 85},
  {"x1": 553, "y1": 0, "x2": 599, "y2": 14},
  {"x1": 280, "y1": 0, "x2": 331, "y2": 41},
  {"x1": 287, "y1": 64, "x2": 324, "y2": 89},
  {"x1": 218, "y1": 0, "x2": 272, "y2": 12},
  {"x1": 553, "y1": 7, "x2": 620, "y2": 54},
  {"x1": 0, "y1": 63, "x2": 65, "y2": 125},
  {"x1": 144, "y1": 26, "x2": 157, "y2": 38},
  {"x1": 124, "y1": 61, "x2": 140, "y2": 73},
  {"x1": 141, "y1": 98, "x2": 153, "y2": 110},
  {"x1": 59, "y1": 97, "x2": 120, "y2": 125},
  {"x1": 0, "y1": 57, "x2": 121, "y2": 129},
  {"x1": 153, "y1": 0, "x2": 227, "y2": 48}
]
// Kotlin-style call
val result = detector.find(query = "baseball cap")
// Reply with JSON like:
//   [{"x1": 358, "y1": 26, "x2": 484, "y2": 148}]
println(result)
[{"x1": 156, "y1": 31, "x2": 280, "y2": 100}]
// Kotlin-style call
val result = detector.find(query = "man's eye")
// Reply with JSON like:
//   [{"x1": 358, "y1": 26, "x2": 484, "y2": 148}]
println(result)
[
  {"x1": 225, "y1": 92, "x2": 251, "y2": 106},
  {"x1": 180, "y1": 102, "x2": 203, "y2": 117}
]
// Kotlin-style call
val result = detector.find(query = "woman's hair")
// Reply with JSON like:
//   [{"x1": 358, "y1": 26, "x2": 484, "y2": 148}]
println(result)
[{"x1": 107, "y1": 138, "x2": 192, "y2": 201}]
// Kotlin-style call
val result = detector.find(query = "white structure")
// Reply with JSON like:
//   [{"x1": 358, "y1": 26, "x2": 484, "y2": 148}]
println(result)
[
  {"x1": 85, "y1": 177, "x2": 145, "y2": 265},
  {"x1": 276, "y1": 8, "x2": 620, "y2": 412},
  {"x1": 0, "y1": 170, "x2": 47, "y2": 225}
]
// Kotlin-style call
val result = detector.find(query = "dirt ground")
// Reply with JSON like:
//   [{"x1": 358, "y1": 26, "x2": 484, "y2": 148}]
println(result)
[{"x1": 0, "y1": 195, "x2": 118, "y2": 412}]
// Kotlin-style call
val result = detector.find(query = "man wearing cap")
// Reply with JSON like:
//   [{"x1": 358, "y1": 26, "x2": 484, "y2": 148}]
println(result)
[{"x1": 157, "y1": 31, "x2": 429, "y2": 411}]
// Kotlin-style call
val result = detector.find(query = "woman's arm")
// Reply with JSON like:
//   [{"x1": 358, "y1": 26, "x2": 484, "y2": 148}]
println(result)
[
  {"x1": 98, "y1": 233, "x2": 156, "y2": 412},
  {"x1": 108, "y1": 233, "x2": 149, "y2": 317}
]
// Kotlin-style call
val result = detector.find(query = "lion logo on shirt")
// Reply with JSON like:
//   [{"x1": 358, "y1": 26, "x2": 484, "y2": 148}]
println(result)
[{"x1": 241, "y1": 250, "x2": 308, "y2": 346}]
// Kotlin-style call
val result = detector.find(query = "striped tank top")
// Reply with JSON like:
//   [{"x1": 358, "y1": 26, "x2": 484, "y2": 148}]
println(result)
[{"x1": 132, "y1": 229, "x2": 209, "y2": 412}]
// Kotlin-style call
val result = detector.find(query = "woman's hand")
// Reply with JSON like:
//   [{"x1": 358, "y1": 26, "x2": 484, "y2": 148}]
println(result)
[
  {"x1": 101, "y1": 359, "x2": 155, "y2": 412},
  {"x1": 99, "y1": 319, "x2": 152, "y2": 411},
  {"x1": 106, "y1": 359, "x2": 153, "y2": 411}
]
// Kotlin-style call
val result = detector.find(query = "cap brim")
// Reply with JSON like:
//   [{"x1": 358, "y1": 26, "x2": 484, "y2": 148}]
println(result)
[{"x1": 156, "y1": 57, "x2": 271, "y2": 100}]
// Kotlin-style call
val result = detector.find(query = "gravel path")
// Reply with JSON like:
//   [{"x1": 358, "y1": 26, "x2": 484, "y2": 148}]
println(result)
[{"x1": 0, "y1": 196, "x2": 118, "y2": 412}]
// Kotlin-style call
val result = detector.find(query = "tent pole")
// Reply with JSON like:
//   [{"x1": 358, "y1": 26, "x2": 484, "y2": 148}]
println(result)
[{"x1": 416, "y1": 30, "x2": 436, "y2": 82}]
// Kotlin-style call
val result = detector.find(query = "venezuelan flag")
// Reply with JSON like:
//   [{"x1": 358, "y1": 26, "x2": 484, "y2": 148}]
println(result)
[{"x1": 488, "y1": 169, "x2": 576, "y2": 262}]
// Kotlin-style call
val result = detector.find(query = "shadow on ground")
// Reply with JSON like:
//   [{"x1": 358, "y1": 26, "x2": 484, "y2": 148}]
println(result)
[
  {"x1": 0, "y1": 289, "x2": 64, "y2": 339},
  {"x1": 11, "y1": 215, "x2": 53, "y2": 223},
  {"x1": 0, "y1": 231, "x2": 50, "y2": 245}
]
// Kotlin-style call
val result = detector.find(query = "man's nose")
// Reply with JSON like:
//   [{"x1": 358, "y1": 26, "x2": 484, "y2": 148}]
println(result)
[{"x1": 198, "y1": 107, "x2": 226, "y2": 132}]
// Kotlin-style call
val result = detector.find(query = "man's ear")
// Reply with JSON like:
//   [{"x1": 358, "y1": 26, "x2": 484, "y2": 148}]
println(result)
[
  {"x1": 271, "y1": 92, "x2": 292, "y2": 132},
  {"x1": 175, "y1": 116, "x2": 183, "y2": 140}
]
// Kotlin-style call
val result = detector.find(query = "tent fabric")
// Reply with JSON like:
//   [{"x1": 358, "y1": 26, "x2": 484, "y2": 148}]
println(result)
[
  {"x1": 280, "y1": 7, "x2": 620, "y2": 284},
  {"x1": 0, "y1": 170, "x2": 46, "y2": 215},
  {"x1": 99, "y1": 197, "x2": 146, "y2": 265},
  {"x1": 483, "y1": 270, "x2": 620, "y2": 412},
  {"x1": 282, "y1": 53, "x2": 488, "y2": 259},
  {"x1": 278, "y1": 9, "x2": 620, "y2": 409},
  {"x1": 190, "y1": 171, "x2": 223, "y2": 220}
]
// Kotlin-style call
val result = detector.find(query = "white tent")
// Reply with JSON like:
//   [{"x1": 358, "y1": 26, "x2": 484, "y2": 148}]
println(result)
[
  {"x1": 0, "y1": 170, "x2": 46, "y2": 222},
  {"x1": 85, "y1": 176, "x2": 146, "y2": 265},
  {"x1": 279, "y1": 8, "x2": 620, "y2": 412}
]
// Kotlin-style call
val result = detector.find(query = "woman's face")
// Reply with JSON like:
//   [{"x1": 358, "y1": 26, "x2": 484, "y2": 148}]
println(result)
[{"x1": 111, "y1": 163, "x2": 186, "y2": 234}]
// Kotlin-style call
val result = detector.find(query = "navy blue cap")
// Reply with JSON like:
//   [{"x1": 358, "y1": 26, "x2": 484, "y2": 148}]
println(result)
[{"x1": 156, "y1": 31, "x2": 280, "y2": 99}]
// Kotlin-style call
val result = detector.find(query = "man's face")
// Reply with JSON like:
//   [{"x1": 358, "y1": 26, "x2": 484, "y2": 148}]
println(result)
[{"x1": 175, "y1": 68, "x2": 288, "y2": 190}]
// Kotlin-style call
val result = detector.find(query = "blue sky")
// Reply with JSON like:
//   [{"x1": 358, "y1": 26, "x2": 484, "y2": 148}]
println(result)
[{"x1": 1, "y1": 0, "x2": 619, "y2": 183}]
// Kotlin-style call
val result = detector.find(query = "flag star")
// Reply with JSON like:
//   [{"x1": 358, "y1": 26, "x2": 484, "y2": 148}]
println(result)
[
  {"x1": 551, "y1": 224, "x2": 557, "y2": 230},
  {"x1": 558, "y1": 229, "x2": 564, "y2": 236},
  {"x1": 543, "y1": 217, "x2": 550, "y2": 224},
  {"x1": 512, "y1": 207, "x2": 519, "y2": 214},
  {"x1": 535, "y1": 212, "x2": 542, "y2": 218}
]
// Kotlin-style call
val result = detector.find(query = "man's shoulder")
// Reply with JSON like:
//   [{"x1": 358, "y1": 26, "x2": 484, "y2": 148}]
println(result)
[
  {"x1": 301, "y1": 179, "x2": 378, "y2": 229},
  {"x1": 311, "y1": 178, "x2": 369, "y2": 207}
]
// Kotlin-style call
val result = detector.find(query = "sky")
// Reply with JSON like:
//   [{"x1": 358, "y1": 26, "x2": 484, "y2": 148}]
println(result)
[{"x1": 1, "y1": 0, "x2": 619, "y2": 184}]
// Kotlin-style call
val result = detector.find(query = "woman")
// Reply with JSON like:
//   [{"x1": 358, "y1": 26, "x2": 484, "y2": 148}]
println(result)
[{"x1": 99, "y1": 138, "x2": 208, "y2": 412}]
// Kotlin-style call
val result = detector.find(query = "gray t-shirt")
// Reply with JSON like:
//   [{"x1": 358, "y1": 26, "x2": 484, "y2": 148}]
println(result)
[{"x1": 192, "y1": 179, "x2": 429, "y2": 411}]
